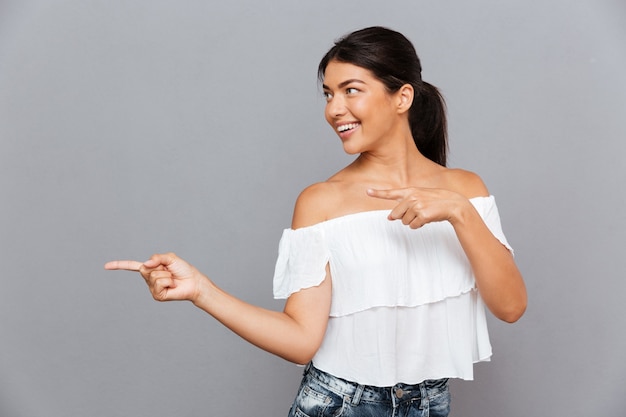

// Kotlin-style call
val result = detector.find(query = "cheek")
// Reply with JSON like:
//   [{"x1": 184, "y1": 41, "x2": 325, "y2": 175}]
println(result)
[{"x1": 351, "y1": 100, "x2": 377, "y2": 124}]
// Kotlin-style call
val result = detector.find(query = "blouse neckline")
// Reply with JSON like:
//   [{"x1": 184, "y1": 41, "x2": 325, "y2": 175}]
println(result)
[{"x1": 290, "y1": 195, "x2": 493, "y2": 231}]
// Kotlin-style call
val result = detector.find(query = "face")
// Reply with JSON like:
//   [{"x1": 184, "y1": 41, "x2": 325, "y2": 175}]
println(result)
[{"x1": 322, "y1": 60, "x2": 408, "y2": 155}]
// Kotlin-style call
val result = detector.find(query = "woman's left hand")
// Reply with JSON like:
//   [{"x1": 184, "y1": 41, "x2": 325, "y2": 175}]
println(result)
[{"x1": 366, "y1": 187, "x2": 470, "y2": 229}]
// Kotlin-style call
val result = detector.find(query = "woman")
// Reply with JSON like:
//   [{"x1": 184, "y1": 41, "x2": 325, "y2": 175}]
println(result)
[{"x1": 106, "y1": 26, "x2": 527, "y2": 417}]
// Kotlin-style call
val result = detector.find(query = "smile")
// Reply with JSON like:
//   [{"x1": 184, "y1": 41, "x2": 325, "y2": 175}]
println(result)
[{"x1": 337, "y1": 123, "x2": 360, "y2": 133}]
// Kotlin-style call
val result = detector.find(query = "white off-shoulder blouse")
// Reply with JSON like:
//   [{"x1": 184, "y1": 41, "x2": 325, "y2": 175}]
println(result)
[{"x1": 273, "y1": 196, "x2": 512, "y2": 387}]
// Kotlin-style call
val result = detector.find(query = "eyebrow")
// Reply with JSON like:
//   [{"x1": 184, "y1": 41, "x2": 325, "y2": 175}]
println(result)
[{"x1": 322, "y1": 79, "x2": 366, "y2": 90}]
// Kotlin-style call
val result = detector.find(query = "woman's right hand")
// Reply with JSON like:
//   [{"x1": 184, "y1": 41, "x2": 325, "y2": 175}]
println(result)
[{"x1": 105, "y1": 253, "x2": 204, "y2": 303}]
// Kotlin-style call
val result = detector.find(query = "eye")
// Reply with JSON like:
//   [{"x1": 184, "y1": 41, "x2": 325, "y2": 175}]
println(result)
[
  {"x1": 323, "y1": 91, "x2": 333, "y2": 101},
  {"x1": 346, "y1": 87, "x2": 359, "y2": 95}
]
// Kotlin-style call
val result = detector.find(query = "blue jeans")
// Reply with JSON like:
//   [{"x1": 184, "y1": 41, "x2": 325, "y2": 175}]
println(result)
[{"x1": 288, "y1": 364, "x2": 450, "y2": 417}]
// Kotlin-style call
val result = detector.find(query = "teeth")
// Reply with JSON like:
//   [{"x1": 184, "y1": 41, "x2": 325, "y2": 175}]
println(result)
[{"x1": 337, "y1": 123, "x2": 359, "y2": 132}]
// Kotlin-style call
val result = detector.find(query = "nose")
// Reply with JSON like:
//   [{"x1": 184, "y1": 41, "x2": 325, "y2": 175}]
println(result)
[{"x1": 326, "y1": 95, "x2": 346, "y2": 119}]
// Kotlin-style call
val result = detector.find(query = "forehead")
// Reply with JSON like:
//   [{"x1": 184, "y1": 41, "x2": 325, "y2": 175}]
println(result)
[{"x1": 322, "y1": 61, "x2": 378, "y2": 87}]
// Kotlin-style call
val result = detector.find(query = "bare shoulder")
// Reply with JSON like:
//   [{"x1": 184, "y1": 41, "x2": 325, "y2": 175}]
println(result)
[
  {"x1": 441, "y1": 168, "x2": 490, "y2": 199},
  {"x1": 291, "y1": 181, "x2": 342, "y2": 229}
]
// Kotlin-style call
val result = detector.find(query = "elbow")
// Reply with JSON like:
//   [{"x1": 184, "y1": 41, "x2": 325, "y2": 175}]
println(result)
[
  {"x1": 493, "y1": 275, "x2": 528, "y2": 323},
  {"x1": 290, "y1": 352, "x2": 316, "y2": 366},
  {"x1": 284, "y1": 350, "x2": 316, "y2": 366},
  {"x1": 279, "y1": 339, "x2": 322, "y2": 365},
  {"x1": 499, "y1": 309, "x2": 525, "y2": 323},
  {"x1": 497, "y1": 298, "x2": 527, "y2": 323}
]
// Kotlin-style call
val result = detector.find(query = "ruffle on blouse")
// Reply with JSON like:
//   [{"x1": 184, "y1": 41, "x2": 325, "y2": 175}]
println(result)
[
  {"x1": 312, "y1": 291, "x2": 493, "y2": 386},
  {"x1": 272, "y1": 196, "x2": 511, "y2": 318}
]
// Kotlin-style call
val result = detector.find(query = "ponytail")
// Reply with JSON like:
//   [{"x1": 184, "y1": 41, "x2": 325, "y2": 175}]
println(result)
[{"x1": 409, "y1": 82, "x2": 448, "y2": 167}]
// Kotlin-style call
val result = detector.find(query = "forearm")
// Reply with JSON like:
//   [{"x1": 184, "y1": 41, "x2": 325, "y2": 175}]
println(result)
[
  {"x1": 191, "y1": 276, "x2": 326, "y2": 364},
  {"x1": 452, "y1": 203, "x2": 527, "y2": 322}
]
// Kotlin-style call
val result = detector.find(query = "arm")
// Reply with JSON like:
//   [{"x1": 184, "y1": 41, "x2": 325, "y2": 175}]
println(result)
[
  {"x1": 105, "y1": 190, "x2": 332, "y2": 364},
  {"x1": 367, "y1": 180, "x2": 527, "y2": 323},
  {"x1": 447, "y1": 199, "x2": 527, "y2": 323},
  {"x1": 192, "y1": 262, "x2": 331, "y2": 364}
]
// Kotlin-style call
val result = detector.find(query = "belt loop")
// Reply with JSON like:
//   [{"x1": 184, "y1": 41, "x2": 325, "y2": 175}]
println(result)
[
  {"x1": 418, "y1": 382, "x2": 429, "y2": 410},
  {"x1": 351, "y1": 384, "x2": 365, "y2": 405},
  {"x1": 304, "y1": 362, "x2": 312, "y2": 375}
]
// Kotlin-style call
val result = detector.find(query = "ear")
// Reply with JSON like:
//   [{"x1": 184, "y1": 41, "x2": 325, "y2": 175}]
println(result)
[{"x1": 396, "y1": 84, "x2": 414, "y2": 114}]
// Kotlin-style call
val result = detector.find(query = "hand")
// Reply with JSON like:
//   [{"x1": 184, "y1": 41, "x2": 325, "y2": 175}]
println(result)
[
  {"x1": 105, "y1": 252, "x2": 203, "y2": 302},
  {"x1": 366, "y1": 187, "x2": 469, "y2": 229}
]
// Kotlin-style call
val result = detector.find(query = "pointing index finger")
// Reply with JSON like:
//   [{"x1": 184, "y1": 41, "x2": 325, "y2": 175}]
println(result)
[
  {"x1": 104, "y1": 260, "x2": 144, "y2": 271},
  {"x1": 366, "y1": 188, "x2": 409, "y2": 201}
]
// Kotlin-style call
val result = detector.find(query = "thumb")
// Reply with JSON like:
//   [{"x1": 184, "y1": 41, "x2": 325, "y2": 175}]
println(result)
[{"x1": 143, "y1": 252, "x2": 178, "y2": 269}]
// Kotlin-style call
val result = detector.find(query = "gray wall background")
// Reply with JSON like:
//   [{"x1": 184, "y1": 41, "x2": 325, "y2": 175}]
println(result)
[{"x1": 1, "y1": 1, "x2": 625, "y2": 416}]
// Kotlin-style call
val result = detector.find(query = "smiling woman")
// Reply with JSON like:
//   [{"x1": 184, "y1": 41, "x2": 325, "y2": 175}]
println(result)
[{"x1": 106, "y1": 26, "x2": 526, "y2": 417}]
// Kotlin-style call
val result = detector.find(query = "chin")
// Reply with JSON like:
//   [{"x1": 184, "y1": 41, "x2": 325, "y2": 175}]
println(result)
[{"x1": 341, "y1": 142, "x2": 362, "y2": 155}]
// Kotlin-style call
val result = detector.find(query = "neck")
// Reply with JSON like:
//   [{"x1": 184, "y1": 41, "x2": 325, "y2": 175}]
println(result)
[{"x1": 352, "y1": 133, "x2": 436, "y2": 187}]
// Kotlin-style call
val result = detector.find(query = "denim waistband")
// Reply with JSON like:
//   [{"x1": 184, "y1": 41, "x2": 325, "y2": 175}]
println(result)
[{"x1": 304, "y1": 363, "x2": 448, "y2": 406}]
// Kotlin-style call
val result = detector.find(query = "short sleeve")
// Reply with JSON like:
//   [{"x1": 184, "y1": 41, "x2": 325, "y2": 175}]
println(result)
[
  {"x1": 471, "y1": 196, "x2": 514, "y2": 254},
  {"x1": 272, "y1": 225, "x2": 330, "y2": 299}
]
